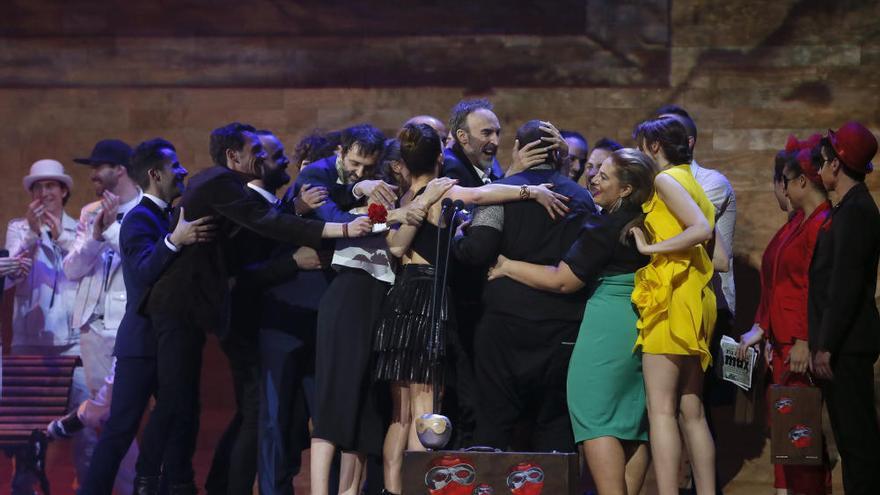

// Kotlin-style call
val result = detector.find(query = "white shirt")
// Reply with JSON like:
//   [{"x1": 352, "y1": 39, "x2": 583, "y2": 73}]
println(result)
[
  {"x1": 691, "y1": 160, "x2": 737, "y2": 315},
  {"x1": 142, "y1": 193, "x2": 168, "y2": 211},
  {"x1": 142, "y1": 194, "x2": 179, "y2": 252},
  {"x1": 472, "y1": 165, "x2": 492, "y2": 184},
  {"x1": 246, "y1": 183, "x2": 280, "y2": 205},
  {"x1": 64, "y1": 189, "x2": 143, "y2": 333},
  {"x1": 6, "y1": 212, "x2": 78, "y2": 349},
  {"x1": 332, "y1": 234, "x2": 396, "y2": 285},
  {"x1": 117, "y1": 192, "x2": 143, "y2": 220}
]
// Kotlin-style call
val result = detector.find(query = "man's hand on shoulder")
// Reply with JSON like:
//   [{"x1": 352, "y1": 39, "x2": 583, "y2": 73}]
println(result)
[
  {"x1": 354, "y1": 180, "x2": 398, "y2": 209},
  {"x1": 168, "y1": 207, "x2": 218, "y2": 247}
]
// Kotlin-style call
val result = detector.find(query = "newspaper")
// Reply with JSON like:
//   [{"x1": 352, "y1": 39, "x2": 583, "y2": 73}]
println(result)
[{"x1": 719, "y1": 335, "x2": 757, "y2": 391}]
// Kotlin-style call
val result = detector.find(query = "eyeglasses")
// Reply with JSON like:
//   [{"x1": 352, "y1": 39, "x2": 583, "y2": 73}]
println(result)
[{"x1": 782, "y1": 173, "x2": 803, "y2": 189}]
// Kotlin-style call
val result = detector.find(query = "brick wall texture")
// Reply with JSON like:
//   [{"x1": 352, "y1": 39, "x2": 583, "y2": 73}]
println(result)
[{"x1": 1, "y1": 0, "x2": 878, "y2": 490}]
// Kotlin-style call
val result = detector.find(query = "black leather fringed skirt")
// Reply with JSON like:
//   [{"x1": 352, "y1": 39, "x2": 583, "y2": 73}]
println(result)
[{"x1": 372, "y1": 264, "x2": 454, "y2": 386}]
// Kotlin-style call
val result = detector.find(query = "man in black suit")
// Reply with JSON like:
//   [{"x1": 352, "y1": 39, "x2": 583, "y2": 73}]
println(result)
[
  {"x1": 251, "y1": 130, "x2": 334, "y2": 495},
  {"x1": 438, "y1": 99, "x2": 507, "y2": 446},
  {"x1": 204, "y1": 129, "x2": 327, "y2": 495},
  {"x1": 454, "y1": 120, "x2": 596, "y2": 452},
  {"x1": 441, "y1": 99, "x2": 504, "y2": 187},
  {"x1": 808, "y1": 121, "x2": 880, "y2": 495},
  {"x1": 80, "y1": 138, "x2": 215, "y2": 495},
  {"x1": 137, "y1": 123, "x2": 371, "y2": 494}
]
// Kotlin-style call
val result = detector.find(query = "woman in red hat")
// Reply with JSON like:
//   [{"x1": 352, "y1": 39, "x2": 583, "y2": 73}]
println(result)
[{"x1": 739, "y1": 136, "x2": 832, "y2": 495}]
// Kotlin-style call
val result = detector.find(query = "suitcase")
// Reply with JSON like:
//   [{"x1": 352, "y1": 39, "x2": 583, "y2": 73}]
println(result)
[
  {"x1": 401, "y1": 448, "x2": 579, "y2": 495},
  {"x1": 768, "y1": 376, "x2": 823, "y2": 465}
]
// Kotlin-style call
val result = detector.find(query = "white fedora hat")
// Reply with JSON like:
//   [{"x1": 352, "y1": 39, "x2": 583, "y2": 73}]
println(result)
[{"x1": 23, "y1": 159, "x2": 74, "y2": 191}]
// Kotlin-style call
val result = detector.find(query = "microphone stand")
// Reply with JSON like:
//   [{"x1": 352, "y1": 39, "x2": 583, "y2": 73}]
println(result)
[
  {"x1": 432, "y1": 198, "x2": 464, "y2": 414},
  {"x1": 431, "y1": 199, "x2": 457, "y2": 414}
]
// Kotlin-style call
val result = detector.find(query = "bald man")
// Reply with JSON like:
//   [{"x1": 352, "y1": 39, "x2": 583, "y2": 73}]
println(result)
[{"x1": 404, "y1": 115, "x2": 449, "y2": 147}]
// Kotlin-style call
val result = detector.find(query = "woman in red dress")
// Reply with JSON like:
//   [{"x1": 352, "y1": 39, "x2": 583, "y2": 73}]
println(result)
[{"x1": 738, "y1": 135, "x2": 832, "y2": 495}]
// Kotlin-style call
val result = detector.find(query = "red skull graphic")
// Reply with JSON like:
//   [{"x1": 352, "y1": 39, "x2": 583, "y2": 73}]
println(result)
[
  {"x1": 506, "y1": 462, "x2": 544, "y2": 495},
  {"x1": 425, "y1": 455, "x2": 476, "y2": 495},
  {"x1": 775, "y1": 397, "x2": 794, "y2": 414},
  {"x1": 789, "y1": 424, "x2": 813, "y2": 449}
]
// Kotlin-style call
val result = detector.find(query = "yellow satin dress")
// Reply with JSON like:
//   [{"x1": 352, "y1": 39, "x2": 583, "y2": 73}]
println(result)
[{"x1": 632, "y1": 164, "x2": 717, "y2": 370}]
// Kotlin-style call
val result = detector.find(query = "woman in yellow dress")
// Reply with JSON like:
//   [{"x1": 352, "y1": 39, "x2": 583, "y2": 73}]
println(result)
[{"x1": 628, "y1": 116, "x2": 728, "y2": 495}]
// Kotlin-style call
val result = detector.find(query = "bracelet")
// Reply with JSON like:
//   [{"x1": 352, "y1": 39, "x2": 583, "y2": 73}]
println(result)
[
  {"x1": 343, "y1": 223, "x2": 349, "y2": 238},
  {"x1": 520, "y1": 184, "x2": 530, "y2": 200}
]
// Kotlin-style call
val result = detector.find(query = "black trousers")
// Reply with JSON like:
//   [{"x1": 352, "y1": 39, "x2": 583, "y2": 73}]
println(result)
[
  {"x1": 205, "y1": 328, "x2": 261, "y2": 494},
  {"x1": 136, "y1": 313, "x2": 205, "y2": 485},
  {"x1": 472, "y1": 311, "x2": 577, "y2": 452},
  {"x1": 444, "y1": 300, "x2": 480, "y2": 448},
  {"x1": 81, "y1": 357, "x2": 157, "y2": 495},
  {"x1": 822, "y1": 353, "x2": 880, "y2": 495}
]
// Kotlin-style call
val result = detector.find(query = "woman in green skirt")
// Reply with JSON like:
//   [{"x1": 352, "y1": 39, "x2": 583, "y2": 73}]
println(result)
[{"x1": 488, "y1": 148, "x2": 658, "y2": 495}]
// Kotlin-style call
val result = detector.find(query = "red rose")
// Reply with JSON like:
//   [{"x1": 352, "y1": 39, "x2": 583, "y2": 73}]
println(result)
[{"x1": 368, "y1": 203, "x2": 388, "y2": 224}]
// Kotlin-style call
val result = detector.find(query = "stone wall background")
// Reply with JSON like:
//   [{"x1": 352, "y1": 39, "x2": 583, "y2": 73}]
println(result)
[
  {"x1": 1, "y1": 0, "x2": 878, "y2": 276},
  {"x1": 1, "y1": 0, "x2": 879, "y2": 491}
]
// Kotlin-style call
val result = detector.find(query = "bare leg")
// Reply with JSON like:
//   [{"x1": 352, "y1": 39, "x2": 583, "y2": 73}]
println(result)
[
  {"x1": 338, "y1": 451, "x2": 366, "y2": 495},
  {"x1": 583, "y1": 436, "x2": 627, "y2": 495},
  {"x1": 677, "y1": 357, "x2": 716, "y2": 494},
  {"x1": 622, "y1": 441, "x2": 651, "y2": 495},
  {"x1": 642, "y1": 353, "x2": 683, "y2": 495},
  {"x1": 383, "y1": 382, "x2": 411, "y2": 494},
  {"x1": 406, "y1": 383, "x2": 435, "y2": 450},
  {"x1": 310, "y1": 438, "x2": 337, "y2": 495}
]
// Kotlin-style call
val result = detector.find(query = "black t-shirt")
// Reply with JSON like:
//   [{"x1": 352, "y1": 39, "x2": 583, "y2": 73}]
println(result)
[{"x1": 564, "y1": 204, "x2": 649, "y2": 285}]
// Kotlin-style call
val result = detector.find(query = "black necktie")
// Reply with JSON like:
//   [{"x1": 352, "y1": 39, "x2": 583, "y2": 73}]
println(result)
[
  {"x1": 164, "y1": 206, "x2": 174, "y2": 218},
  {"x1": 116, "y1": 212, "x2": 124, "y2": 223}
]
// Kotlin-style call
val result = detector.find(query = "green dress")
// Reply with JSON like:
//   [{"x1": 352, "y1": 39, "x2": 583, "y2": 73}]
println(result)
[{"x1": 563, "y1": 206, "x2": 649, "y2": 443}]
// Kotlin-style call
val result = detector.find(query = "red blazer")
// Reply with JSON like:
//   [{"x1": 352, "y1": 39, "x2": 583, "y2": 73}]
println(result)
[{"x1": 756, "y1": 203, "x2": 831, "y2": 345}]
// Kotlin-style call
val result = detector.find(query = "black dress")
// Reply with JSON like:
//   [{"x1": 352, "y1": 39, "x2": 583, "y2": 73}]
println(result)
[
  {"x1": 373, "y1": 190, "x2": 456, "y2": 386},
  {"x1": 312, "y1": 265, "x2": 388, "y2": 455}
]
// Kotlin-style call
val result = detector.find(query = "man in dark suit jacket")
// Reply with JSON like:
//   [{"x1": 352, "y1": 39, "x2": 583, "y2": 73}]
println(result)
[
  {"x1": 453, "y1": 120, "x2": 596, "y2": 452},
  {"x1": 137, "y1": 123, "x2": 370, "y2": 494},
  {"x1": 438, "y1": 99, "x2": 505, "y2": 445},
  {"x1": 441, "y1": 99, "x2": 504, "y2": 187},
  {"x1": 808, "y1": 122, "x2": 880, "y2": 494},
  {"x1": 204, "y1": 129, "x2": 328, "y2": 495},
  {"x1": 80, "y1": 138, "x2": 215, "y2": 495}
]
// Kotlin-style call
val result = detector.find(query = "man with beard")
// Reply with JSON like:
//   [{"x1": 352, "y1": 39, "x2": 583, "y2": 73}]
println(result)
[
  {"x1": 204, "y1": 129, "x2": 327, "y2": 495},
  {"x1": 136, "y1": 123, "x2": 370, "y2": 494},
  {"x1": 79, "y1": 138, "x2": 214, "y2": 495},
  {"x1": 294, "y1": 124, "x2": 401, "y2": 214},
  {"x1": 453, "y1": 120, "x2": 595, "y2": 452},
  {"x1": 442, "y1": 99, "x2": 503, "y2": 187},
  {"x1": 440, "y1": 99, "x2": 507, "y2": 446},
  {"x1": 62, "y1": 139, "x2": 141, "y2": 492}
]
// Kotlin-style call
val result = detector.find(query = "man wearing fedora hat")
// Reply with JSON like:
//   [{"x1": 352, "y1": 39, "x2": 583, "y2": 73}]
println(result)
[
  {"x1": 808, "y1": 121, "x2": 880, "y2": 494},
  {"x1": 5, "y1": 159, "x2": 77, "y2": 354},
  {"x1": 62, "y1": 138, "x2": 142, "y2": 492}
]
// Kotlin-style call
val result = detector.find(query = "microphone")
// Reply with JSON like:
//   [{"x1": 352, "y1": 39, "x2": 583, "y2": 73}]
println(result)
[
  {"x1": 439, "y1": 198, "x2": 454, "y2": 228},
  {"x1": 452, "y1": 200, "x2": 465, "y2": 211}
]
